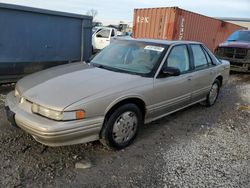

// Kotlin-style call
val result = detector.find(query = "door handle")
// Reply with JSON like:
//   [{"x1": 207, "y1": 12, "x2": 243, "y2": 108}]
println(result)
[
  {"x1": 106, "y1": 39, "x2": 110, "y2": 41},
  {"x1": 210, "y1": 70, "x2": 215, "y2": 75},
  {"x1": 187, "y1": 76, "x2": 193, "y2": 81}
]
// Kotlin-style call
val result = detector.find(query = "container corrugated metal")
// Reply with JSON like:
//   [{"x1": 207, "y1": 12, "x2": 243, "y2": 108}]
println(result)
[
  {"x1": 0, "y1": 3, "x2": 92, "y2": 83},
  {"x1": 133, "y1": 7, "x2": 246, "y2": 51}
]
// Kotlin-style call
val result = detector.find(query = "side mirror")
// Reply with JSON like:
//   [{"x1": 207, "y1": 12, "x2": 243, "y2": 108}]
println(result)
[
  {"x1": 162, "y1": 66, "x2": 181, "y2": 76},
  {"x1": 96, "y1": 34, "x2": 102, "y2": 38}
]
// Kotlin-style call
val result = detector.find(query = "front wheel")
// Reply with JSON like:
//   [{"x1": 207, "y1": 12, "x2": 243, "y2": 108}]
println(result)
[
  {"x1": 205, "y1": 79, "x2": 220, "y2": 107},
  {"x1": 100, "y1": 104, "x2": 142, "y2": 150}
]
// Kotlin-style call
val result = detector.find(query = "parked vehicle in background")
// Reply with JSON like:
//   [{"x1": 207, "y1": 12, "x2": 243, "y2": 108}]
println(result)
[
  {"x1": 92, "y1": 27, "x2": 131, "y2": 52},
  {"x1": 92, "y1": 27, "x2": 118, "y2": 52},
  {"x1": 118, "y1": 22, "x2": 133, "y2": 33},
  {"x1": 133, "y1": 7, "x2": 246, "y2": 51},
  {"x1": 215, "y1": 30, "x2": 250, "y2": 72},
  {"x1": 5, "y1": 38, "x2": 230, "y2": 150},
  {"x1": 0, "y1": 3, "x2": 92, "y2": 84}
]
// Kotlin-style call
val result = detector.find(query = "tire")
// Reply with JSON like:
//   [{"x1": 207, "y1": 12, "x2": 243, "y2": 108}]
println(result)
[
  {"x1": 100, "y1": 103, "x2": 142, "y2": 150},
  {"x1": 205, "y1": 79, "x2": 220, "y2": 107}
]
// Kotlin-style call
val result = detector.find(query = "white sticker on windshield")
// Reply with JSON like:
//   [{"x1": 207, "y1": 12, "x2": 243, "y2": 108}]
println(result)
[{"x1": 144, "y1": 45, "x2": 164, "y2": 52}]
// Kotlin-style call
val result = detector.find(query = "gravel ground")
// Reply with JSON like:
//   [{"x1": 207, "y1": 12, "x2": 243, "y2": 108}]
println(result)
[{"x1": 0, "y1": 74, "x2": 249, "y2": 187}]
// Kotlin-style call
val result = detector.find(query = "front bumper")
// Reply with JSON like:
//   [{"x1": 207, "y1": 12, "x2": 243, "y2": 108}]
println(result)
[
  {"x1": 219, "y1": 57, "x2": 250, "y2": 72},
  {"x1": 230, "y1": 64, "x2": 250, "y2": 73},
  {"x1": 5, "y1": 92, "x2": 104, "y2": 146},
  {"x1": 5, "y1": 106, "x2": 18, "y2": 127}
]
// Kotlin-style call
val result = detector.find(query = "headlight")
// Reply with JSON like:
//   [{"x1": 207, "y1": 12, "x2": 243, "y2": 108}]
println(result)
[{"x1": 32, "y1": 103, "x2": 85, "y2": 121}]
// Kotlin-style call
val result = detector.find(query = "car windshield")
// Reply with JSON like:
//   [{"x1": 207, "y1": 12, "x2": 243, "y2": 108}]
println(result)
[
  {"x1": 90, "y1": 40, "x2": 167, "y2": 75},
  {"x1": 227, "y1": 31, "x2": 250, "y2": 42},
  {"x1": 92, "y1": 27, "x2": 102, "y2": 34},
  {"x1": 92, "y1": 28, "x2": 98, "y2": 34}
]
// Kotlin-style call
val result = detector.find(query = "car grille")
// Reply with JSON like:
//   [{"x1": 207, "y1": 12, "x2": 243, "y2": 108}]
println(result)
[{"x1": 217, "y1": 47, "x2": 248, "y2": 59}]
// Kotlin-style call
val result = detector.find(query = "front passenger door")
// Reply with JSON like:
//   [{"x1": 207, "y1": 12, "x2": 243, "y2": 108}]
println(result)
[{"x1": 152, "y1": 45, "x2": 193, "y2": 119}]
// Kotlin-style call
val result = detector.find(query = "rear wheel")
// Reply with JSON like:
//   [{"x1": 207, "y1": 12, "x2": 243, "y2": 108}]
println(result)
[
  {"x1": 205, "y1": 79, "x2": 220, "y2": 106},
  {"x1": 100, "y1": 103, "x2": 142, "y2": 150}
]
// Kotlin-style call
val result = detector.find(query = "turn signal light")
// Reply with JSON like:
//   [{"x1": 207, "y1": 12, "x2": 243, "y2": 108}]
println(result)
[{"x1": 76, "y1": 110, "x2": 85, "y2": 120}]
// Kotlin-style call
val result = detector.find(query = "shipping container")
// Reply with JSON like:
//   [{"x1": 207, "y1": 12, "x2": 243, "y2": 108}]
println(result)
[
  {"x1": 0, "y1": 3, "x2": 92, "y2": 83},
  {"x1": 133, "y1": 7, "x2": 246, "y2": 51}
]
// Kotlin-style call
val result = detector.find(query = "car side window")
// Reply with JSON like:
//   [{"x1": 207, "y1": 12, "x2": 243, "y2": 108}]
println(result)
[
  {"x1": 191, "y1": 45, "x2": 209, "y2": 69},
  {"x1": 96, "y1": 29, "x2": 110, "y2": 38},
  {"x1": 163, "y1": 45, "x2": 190, "y2": 73},
  {"x1": 202, "y1": 47, "x2": 213, "y2": 65}
]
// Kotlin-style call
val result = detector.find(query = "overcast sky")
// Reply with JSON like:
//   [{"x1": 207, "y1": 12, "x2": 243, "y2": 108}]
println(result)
[{"x1": 0, "y1": 0, "x2": 249, "y2": 24}]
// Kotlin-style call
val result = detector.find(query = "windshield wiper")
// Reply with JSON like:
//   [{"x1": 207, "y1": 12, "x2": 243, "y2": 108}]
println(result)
[
  {"x1": 91, "y1": 63, "x2": 116, "y2": 71},
  {"x1": 91, "y1": 63, "x2": 104, "y2": 68},
  {"x1": 90, "y1": 62, "x2": 143, "y2": 76}
]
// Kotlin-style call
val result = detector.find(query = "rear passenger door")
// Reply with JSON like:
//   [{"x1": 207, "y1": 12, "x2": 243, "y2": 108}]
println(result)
[{"x1": 189, "y1": 44, "x2": 216, "y2": 103}]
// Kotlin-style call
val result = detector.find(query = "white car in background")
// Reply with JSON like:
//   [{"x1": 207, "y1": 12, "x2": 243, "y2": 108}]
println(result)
[{"x1": 92, "y1": 27, "x2": 118, "y2": 52}]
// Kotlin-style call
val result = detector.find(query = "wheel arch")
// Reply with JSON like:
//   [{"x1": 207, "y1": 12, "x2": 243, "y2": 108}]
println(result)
[
  {"x1": 215, "y1": 75, "x2": 223, "y2": 86},
  {"x1": 104, "y1": 96, "x2": 147, "y2": 123}
]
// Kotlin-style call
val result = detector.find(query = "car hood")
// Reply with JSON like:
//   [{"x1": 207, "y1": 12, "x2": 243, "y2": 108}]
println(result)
[
  {"x1": 17, "y1": 62, "x2": 145, "y2": 111},
  {"x1": 218, "y1": 41, "x2": 250, "y2": 49}
]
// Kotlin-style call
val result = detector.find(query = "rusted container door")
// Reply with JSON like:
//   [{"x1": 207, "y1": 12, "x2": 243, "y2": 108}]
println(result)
[
  {"x1": 133, "y1": 8, "x2": 177, "y2": 40},
  {"x1": 133, "y1": 7, "x2": 246, "y2": 51}
]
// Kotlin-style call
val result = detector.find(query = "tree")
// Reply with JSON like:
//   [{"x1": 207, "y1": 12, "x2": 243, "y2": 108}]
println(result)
[{"x1": 86, "y1": 9, "x2": 98, "y2": 22}]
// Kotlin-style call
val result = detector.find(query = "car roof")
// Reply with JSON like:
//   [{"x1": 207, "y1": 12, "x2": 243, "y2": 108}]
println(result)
[
  {"x1": 94, "y1": 26, "x2": 114, "y2": 29},
  {"x1": 115, "y1": 37, "x2": 202, "y2": 45}
]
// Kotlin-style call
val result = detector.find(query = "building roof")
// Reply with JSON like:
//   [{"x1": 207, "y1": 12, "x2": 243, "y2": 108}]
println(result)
[
  {"x1": 0, "y1": 3, "x2": 92, "y2": 20},
  {"x1": 216, "y1": 17, "x2": 250, "y2": 22}
]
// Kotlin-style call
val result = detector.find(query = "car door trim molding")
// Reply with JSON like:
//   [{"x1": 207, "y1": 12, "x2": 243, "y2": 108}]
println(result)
[
  {"x1": 191, "y1": 86, "x2": 211, "y2": 98},
  {"x1": 146, "y1": 97, "x2": 206, "y2": 123},
  {"x1": 148, "y1": 93, "x2": 190, "y2": 112}
]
